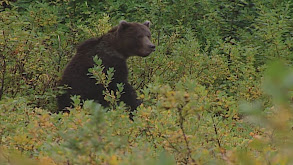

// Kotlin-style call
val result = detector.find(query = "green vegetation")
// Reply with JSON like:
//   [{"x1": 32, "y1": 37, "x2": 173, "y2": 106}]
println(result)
[{"x1": 1, "y1": 0, "x2": 293, "y2": 164}]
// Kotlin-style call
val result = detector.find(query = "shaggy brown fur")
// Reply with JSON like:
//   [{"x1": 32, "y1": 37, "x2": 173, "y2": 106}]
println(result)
[{"x1": 57, "y1": 20, "x2": 155, "y2": 113}]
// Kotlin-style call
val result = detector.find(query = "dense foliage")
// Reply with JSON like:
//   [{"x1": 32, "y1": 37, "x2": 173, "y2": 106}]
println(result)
[{"x1": 1, "y1": 0, "x2": 293, "y2": 164}]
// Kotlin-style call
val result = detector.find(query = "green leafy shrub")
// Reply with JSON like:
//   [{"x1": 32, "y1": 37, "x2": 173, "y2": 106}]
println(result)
[{"x1": 1, "y1": 0, "x2": 293, "y2": 164}]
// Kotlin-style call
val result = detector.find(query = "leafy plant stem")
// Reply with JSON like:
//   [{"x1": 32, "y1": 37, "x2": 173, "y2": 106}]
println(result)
[
  {"x1": 178, "y1": 106, "x2": 194, "y2": 164},
  {"x1": 211, "y1": 116, "x2": 221, "y2": 148}
]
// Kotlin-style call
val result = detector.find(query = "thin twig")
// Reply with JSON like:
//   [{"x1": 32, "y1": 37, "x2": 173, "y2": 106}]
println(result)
[
  {"x1": 178, "y1": 106, "x2": 194, "y2": 164},
  {"x1": 161, "y1": 135, "x2": 181, "y2": 153},
  {"x1": 211, "y1": 116, "x2": 221, "y2": 148}
]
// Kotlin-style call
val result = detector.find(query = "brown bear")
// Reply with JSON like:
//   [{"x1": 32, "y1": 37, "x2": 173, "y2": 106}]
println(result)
[{"x1": 57, "y1": 20, "x2": 155, "y2": 114}]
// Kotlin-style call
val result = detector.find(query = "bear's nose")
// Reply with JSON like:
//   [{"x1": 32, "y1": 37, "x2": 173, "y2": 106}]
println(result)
[{"x1": 149, "y1": 44, "x2": 156, "y2": 50}]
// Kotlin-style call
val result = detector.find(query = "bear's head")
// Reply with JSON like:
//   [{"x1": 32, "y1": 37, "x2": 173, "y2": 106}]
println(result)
[{"x1": 116, "y1": 20, "x2": 155, "y2": 58}]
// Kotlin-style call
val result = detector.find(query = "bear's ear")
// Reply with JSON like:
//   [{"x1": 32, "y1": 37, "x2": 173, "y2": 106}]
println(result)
[
  {"x1": 143, "y1": 21, "x2": 151, "y2": 28},
  {"x1": 118, "y1": 20, "x2": 130, "y2": 32}
]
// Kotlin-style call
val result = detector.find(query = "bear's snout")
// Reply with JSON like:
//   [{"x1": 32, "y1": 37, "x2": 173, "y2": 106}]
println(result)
[{"x1": 149, "y1": 44, "x2": 156, "y2": 51}]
